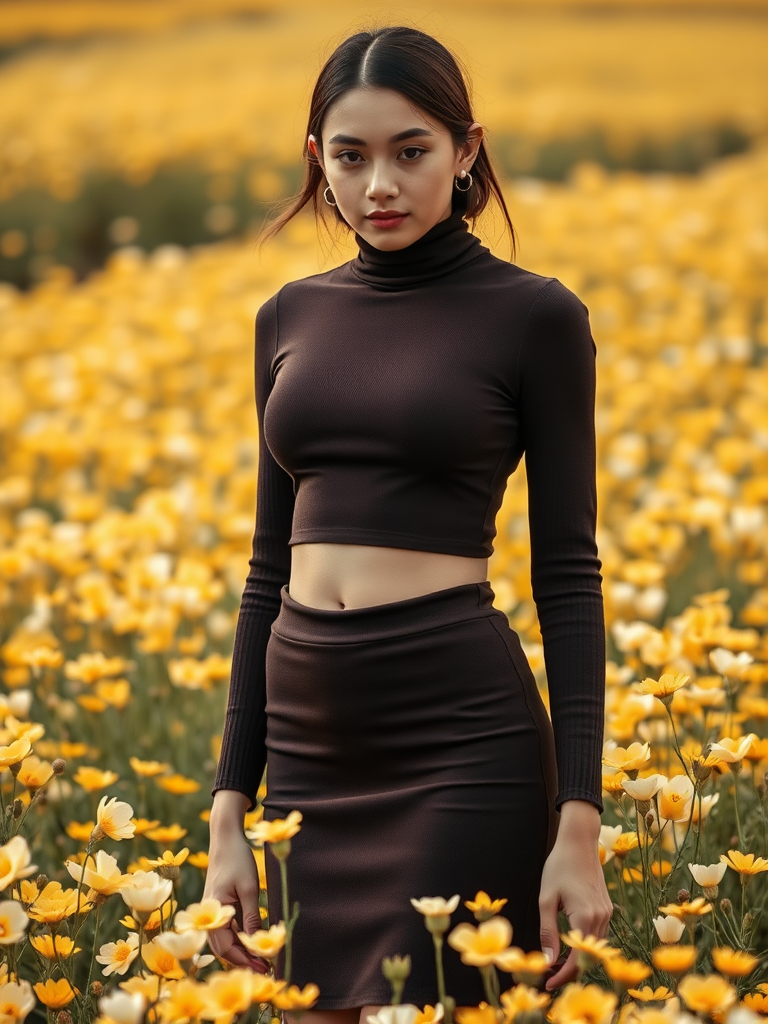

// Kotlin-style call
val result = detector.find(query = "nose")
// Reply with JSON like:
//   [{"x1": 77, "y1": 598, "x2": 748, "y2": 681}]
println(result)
[{"x1": 366, "y1": 160, "x2": 399, "y2": 202}]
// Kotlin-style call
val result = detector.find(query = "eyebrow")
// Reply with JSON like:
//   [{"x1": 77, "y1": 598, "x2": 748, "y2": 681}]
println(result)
[{"x1": 327, "y1": 127, "x2": 434, "y2": 146}]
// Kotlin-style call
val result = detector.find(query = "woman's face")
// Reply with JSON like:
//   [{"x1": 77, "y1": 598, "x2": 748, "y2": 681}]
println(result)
[{"x1": 308, "y1": 86, "x2": 482, "y2": 250}]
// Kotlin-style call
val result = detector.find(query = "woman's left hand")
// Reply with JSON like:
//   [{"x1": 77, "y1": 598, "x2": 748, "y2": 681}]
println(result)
[{"x1": 538, "y1": 805, "x2": 614, "y2": 991}]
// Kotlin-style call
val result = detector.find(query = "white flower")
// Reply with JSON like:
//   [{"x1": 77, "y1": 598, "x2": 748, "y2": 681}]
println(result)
[
  {"x1": 598, "y1": 825, "x2": 623, "y2": 864},
  {"x1": 688, "y1": 862, "x2": 727, "y2": 887},
  {"x1": 409, "y1": 896, "x2": 460, "y2": 916},
  {"x1": 118, "y1": 870, "x2": 173, "y2": 913},
  {"x1": 0, "y1": 898, "x2": 30, "y2": 944},
  {"x1": 709, "y1": 648, "x2": 754, "y2": 679},
  {"x1": 97, "y1": 989, "x2": 147, "y2": 1024},
  {"x1": 154, "y1": 928, "x2": 207, "y2": 959},
  {"x1": 653, "y1": 915, "x2": 686, "y2": 943},
  {"x1": 368, "y1": 1006, "x2": 443, "y2": 1024},
  {"x1": 621, "y1": 774, "x2": 668, "y2": 801},
  {"x1": 0, "y1": 835, "x2": 38, "y2": 891}
]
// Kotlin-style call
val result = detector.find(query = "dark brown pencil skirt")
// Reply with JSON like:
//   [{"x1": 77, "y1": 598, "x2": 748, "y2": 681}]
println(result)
[{"x1": 262, "y1": 580, "x2": 560, "y2": 1010}]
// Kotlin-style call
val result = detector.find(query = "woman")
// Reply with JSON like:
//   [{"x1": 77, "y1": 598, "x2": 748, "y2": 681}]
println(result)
[{"x1": 204, "y1": 24, "x2": 613, "y2": 1024}]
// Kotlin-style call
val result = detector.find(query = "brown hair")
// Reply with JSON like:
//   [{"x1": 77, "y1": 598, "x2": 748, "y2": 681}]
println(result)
[{"x1": 259, "y1": 25, "x2": 517, "y2": 260}]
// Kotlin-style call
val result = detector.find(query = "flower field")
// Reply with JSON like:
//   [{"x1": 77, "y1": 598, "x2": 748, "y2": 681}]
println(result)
[{"x1": 1, "y1": 1, "x2": 768, "y2": 1022}]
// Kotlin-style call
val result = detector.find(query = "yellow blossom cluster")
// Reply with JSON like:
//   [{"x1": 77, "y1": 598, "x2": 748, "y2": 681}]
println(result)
[{"x1": 0, "y1": 2, "x2": 767, "y2": 201}]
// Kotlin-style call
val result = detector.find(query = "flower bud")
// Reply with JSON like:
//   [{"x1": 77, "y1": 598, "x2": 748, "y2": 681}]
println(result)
[
  {"x1": 720, "y1": 898, "x2": 732, "y2": 915},
  {"x1": 13, "y1": 799, "x2": 23, "y2": 819},
  {"x1": 744, "y1": 912, "x2": 754, "y2": 931},
  {"x1": 52, "y1": 758, "x2": 66, "y2": 775},
  {"x1": 677, "y1": 889, "x2": 690, "y2": 904},
  {"x1": 90, "y1": 981, "x2": 103, "y2": 997},
  {"x1": 56, "y1": 1012, "x2": 72, "y2": 1024},
  {"x1": 36, "y1": 874, "x2": 49, "y2": 890},
  {"x1": 382, "y1": 954, "x2": 412, "y2": 982}
]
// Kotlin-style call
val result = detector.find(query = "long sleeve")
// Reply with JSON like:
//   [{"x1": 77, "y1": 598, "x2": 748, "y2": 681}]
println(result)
[
  {"x1": 517, "y1": 278, "x2": 606, "y2": 814},
  {"x1": 211, "y1": 291, "x2": 295, "y2": 813}
]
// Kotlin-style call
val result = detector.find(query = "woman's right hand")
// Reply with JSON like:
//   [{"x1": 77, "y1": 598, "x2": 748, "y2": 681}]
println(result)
[{"x1": 204, "y1": 814, "x2": 272, "y2": 973}]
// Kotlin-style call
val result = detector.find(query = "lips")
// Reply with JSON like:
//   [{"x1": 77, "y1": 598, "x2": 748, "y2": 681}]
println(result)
[{"x1": 367, "y1": 211, "x2": 408, "y2": 220}]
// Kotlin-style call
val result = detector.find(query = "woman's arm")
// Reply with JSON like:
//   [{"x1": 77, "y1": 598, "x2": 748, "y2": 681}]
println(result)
[
  {"x1": 518, "y1": 278, "x2": 612, "y2": 989},
  {"x1": 517, "y1": 276, "x2": 606, "y2": 814},
  {"x1": 211, "y1": 290, "x2": 295, "y2": 826}
]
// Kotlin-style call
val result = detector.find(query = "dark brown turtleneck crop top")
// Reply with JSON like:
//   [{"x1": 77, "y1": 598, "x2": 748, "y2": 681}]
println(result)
[{"x1": 212, "y1": 207, "x2": 606, "y2": 815}]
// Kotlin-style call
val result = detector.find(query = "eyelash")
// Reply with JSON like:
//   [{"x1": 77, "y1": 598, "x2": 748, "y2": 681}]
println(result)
[{"x1": 336, "y1": 147, "x2": 427, "y2": 165}]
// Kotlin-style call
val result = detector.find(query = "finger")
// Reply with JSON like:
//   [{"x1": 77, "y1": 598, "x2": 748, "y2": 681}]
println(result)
[
  {"x1": 538, "y1": 896, "x2": 561, "y2": 969},
  {"x1": 545, "y1": 948, "x2": 578, "y2": 991},
  {"x1": 237, "y1": 883, "x2": 262, "y2": 936}
]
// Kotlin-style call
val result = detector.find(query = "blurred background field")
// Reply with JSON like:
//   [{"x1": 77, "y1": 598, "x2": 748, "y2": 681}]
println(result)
[{"x1": 2, "y1": 0, "x2": 768, "y2": 1015}]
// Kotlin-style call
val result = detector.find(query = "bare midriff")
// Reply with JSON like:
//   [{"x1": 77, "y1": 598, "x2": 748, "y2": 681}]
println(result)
[{"x1": 288, "y1": 543, "x2": 489, "y2": 611}]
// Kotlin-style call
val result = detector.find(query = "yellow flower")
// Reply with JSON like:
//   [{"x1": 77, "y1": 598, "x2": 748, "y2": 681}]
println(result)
[
  {"x1": 560, "y1": 929, "x2": 621, "y2": 964},
  {"x1": 636, "y1": 672, "x2": 690, "y2": 703},
  {"x1": 26, "y1": 881, "x2": 91, "y2": 924},
  {"x1": 657, "y1": 775, "x2": 694, "y2": 821},
  {"x1": 710, "y1": 946, "x2": 760, "y2": 976},
  {"x1": 743, "y1": 992, "x2": 768, "y2": 1015},
  {"x1": 174, "y1": 898, "x2": 235, "y2": 932},
  {"x1": 0, "y1": 979, "x2": 35, "y2": 1020},
  {"x1": 658, "y1": 897, "x2": 712, "y2": 923},
  {"x1": 33, "y1": 978, "x2": 79, "y2": 1008},
  {"x1": 143, "y1": 824, "x2": 187, "y2": 843},
  {"x1": 118, "y1": 970, "x2": 164, "y2": 1004},
  {"x1": 73, "y1": 766, "x2": 119, "y2": 792},
  {"x1": 0, "y1": 836, "x2": 37, "y2": 891},
  {"x1": 65, "y1": 850, "x2": 127, "y2": 895},
  {"x1": 21, "y1": 645, "x2": 64, "y2": 671},
  {"x1": 95, "y1": 933, "x2": 141, "y2": 976},
  {"x1": 155, "y1": 773, "x2": 201, "y2": 795},
  {"x1": 272, "y1": 983, "x2": 322, "y2": 1010},
  {"x1": 156, "y1": 977, "x2": 208, "y2": 1023},
  {"x1": 547, "y1": 982, "x2": 618, "y2": 1024},
  {"x1": 66, "y1": 820, "x2": 96, "y2": 843},
  {"x1": 494, "y1": 946, "x2": 549, "y2": 980},
  {"x1": 15, "y1": 755, "x2": 53, "y2": 792},
  {"x1": 204, "y1": 968, "x2": 255, "y2": 1018},
  {"x1": 720, "y1": 850, "x2": 768, "y2": 876},
  {"x1": 410, "y1": 895, "x2": 461, "y2": 917},
  {"x1": 677, "y1": 973, "x2": 737, "y2": 1014},
  {"x1": 238, "y1": 921, "x2": 286, "y2": 959},
  {"x1": 454, "y1": 1005, "x2": 498, "y2": 1024},
  {"x1": 603, "y1": 954, "x2": 652, "y2": 986},
  {"x1": 464, "y1": 891, "x2": 508, "y2": 918},
  {"x1": 415, "y1": 1005, "x2": 446, "y2": 1024},
  {"x1": 119, "y1": 900, "x2": 177, "y2": 932},
  {"x1": 140, "y1": 935, "x2": 185, "y2": 979},
  {"x1": 709, "y1": 734, "x2": 757, "y2": 765},
  {"x1": 0, "y1": 736, "x2": 32, "y2": 768},
  {"x1": 245, "y1": 809, "x2": 302, "y2": 844},
  {"x1": 500, "y1": 984, "x2": 550, "y2": 1017},
  {"x1": 602, "y1": 742, "x2": 651, "y2": 772},
  {"x1": 129, "y1": 757, "x2": 170, "y2": 777},
  {"x1": 0, "y1": 899, "x2": 30, "y2": 943},
  {"x1": 250, "y1": 973, "x2": 288, "y2": 1004},
  {"x1": 447, "y1": 916, "x2": 513, "y2": 967},
  {"x1": 94, "y1": 794, "x2": 136, "y2": 841},
  {"x1": 65, "y1": 652, "x2": 132, "y2": 683},
  {"x1": 30, "y1": 933, "x2": 81, "y2": 959},
  {"x1": 626, "y1": 986, "x2": 675, "y2": 1002},
  {"x1": 651, "y1": 945, "x2": 697, "y2": 975}
]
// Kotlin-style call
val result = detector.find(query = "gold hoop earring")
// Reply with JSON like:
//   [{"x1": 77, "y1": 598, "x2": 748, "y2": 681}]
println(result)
[
  {"x1": 454, "y1": 171, "x2": 473, "y2": 192},
  {"x1": 323, "y1": 185, "x2": 337, "y2": 206}
]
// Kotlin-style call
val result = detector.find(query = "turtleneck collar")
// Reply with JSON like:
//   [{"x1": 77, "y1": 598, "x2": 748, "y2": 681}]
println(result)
[{"x1": 350, "y1": 207, "x2": 487, "y2": 290}]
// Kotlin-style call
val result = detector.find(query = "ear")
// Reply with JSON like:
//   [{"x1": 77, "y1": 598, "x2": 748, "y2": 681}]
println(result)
[
  {"x1": 458, "y1": 121, "x2": 484, "y2": 174},
  {"x1": 308, "y1": 134, "x2": 325, "y2": 173}
]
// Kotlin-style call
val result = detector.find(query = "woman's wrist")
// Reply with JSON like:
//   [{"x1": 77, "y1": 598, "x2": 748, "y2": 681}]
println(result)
[
  {"x1": 209, "y1": 789, "x2": 252, "y2": 838},
  {"x1": 556, "y1": 799, "x2": 602, "y2": 842}
]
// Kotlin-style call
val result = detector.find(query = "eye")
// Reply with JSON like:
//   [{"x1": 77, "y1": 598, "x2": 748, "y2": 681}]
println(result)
[
  {"x1": 336, "y1": 151, "x2": 364, "y2": 164},
  {"x1": 400, "y1": 146, "x2": 427, "y2": 160}
]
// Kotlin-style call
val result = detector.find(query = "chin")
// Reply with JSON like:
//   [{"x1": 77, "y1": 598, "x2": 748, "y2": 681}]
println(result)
[{"x1": 358, "y1": 220, "x2": 425, "y2": 250}]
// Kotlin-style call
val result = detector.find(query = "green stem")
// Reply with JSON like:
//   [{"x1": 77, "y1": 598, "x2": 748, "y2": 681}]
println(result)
[
  {"x1": 732, "y1": 771, "x2": 744, "y2": 851},
  {"x1": 279, "y1": 857, "x2": 291, "y2": 984},
  {"x1": 479, "y1": 964, "x2": 501, "y2": 1008},
  {"x1": 433, "y1": 933, "x2": 450, "y2": 1021}
]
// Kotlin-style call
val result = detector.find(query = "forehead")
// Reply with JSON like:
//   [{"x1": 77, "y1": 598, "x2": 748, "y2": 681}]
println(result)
[{"x1": 322, "y1": 86, "x2": 447, "y2": 140}]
